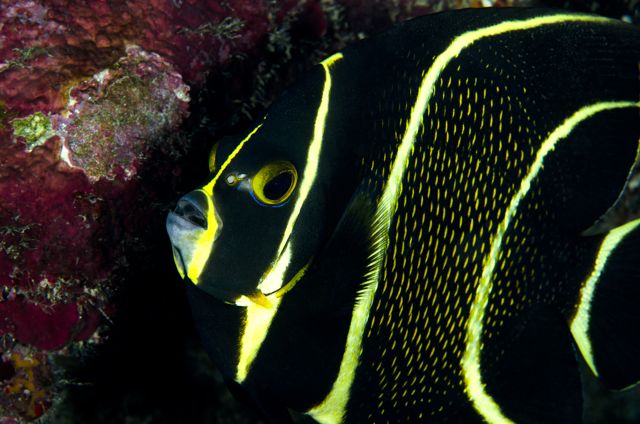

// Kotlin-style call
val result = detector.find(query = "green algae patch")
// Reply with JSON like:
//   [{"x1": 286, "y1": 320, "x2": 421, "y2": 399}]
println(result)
[
  {"x1": 56, "y1": 46, "x2": 190, "y2": 180},
  {"x1": 12, "y1": 112, "x2": 55, "y2": 151}
]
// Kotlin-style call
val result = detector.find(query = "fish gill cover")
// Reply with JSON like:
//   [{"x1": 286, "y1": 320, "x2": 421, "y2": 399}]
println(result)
[{"x1": 0, "y1": 0, "x2": 638, "y2": 423}]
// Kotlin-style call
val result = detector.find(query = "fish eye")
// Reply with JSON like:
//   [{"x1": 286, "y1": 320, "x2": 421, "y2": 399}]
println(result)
[
  {"x1": 251, "y1": 161, "x2": 298, "y2": 207},
  {"x1": 208, "y1": 142, "x2": 219, "y2": 173}
]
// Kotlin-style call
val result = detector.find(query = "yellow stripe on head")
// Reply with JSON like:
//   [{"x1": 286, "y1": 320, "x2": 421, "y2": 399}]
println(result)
[
  {"x1": 257, "y1": 53, "x2": 343, "y2": 295},
  {"x1": 186, "y1": 123, "x2": 263, "y2": 284},
  {"x1": 185, "y1": 193, "x2": 218, "y2": 284},
  {"x1": 235, "y1": 54, "x2": 343, "y2": 383},
  {"x1": 203, "y1": 123, "x2": 264, "y2": 196},
  {"x1": 235, "y1": 246, "x2": 311, "y2": 383}
]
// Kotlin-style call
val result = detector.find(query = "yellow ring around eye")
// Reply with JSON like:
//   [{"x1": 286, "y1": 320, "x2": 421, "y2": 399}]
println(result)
[
  {"x1": 251, "y1": 161, "x2": 298, "y2": 206},
  {"x1": 208, "y1": 142, "x2": 219, "y2": 172}
]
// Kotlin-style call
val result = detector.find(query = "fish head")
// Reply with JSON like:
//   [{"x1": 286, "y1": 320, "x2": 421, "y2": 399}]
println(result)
[{"x1": 166, "y1": 68, "x2": 332, "y2": 306}]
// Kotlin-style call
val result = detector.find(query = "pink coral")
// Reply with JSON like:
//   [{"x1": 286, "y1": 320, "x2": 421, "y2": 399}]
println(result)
[{"x1": 0, "y1": 1, "x2": 335, "y2": 420}]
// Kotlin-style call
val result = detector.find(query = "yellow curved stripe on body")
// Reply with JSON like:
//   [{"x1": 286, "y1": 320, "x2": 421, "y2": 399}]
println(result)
[
  {"x1": 257, "y1": 53, "x2": 343, "y2": 295},
  {"x1": 410, "y1": 12, "x2": 614, "y2": 424},
  {"x1": 463, "y1": 101, "x2": 638, "y2": 424},
  {"x1": 307, "y1": 209, "x2": 388, "y2": 424},
  {"x1": 235, "y1": 54, "x2": 342, "y2": 383},
  {"x1": 311, "y1": 13, "x2": 615, "y2": 424},
  {"x1": 571, "y1": 218, "x2": 640, "y2": 378}
]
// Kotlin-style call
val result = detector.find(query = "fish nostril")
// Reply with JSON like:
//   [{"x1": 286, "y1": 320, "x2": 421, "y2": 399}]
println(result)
[{"x1": 174, "y1": 193, "x2": 208, "y2": 229}]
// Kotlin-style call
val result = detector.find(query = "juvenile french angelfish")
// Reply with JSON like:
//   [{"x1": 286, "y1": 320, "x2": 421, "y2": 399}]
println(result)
[{"x1": 166, "y1": 7, "x2": 640, "y2": 423}]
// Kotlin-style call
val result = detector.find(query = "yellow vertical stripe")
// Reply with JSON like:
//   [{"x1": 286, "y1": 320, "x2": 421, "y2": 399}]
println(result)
[
  {"x1": 257, "y1": 52, "x2": 343, "y2": 295},
  {"x1": 235, "y1": 251, "x2": 288, "y2": 382},
  {"x1": 235, "y1": 54, "x2": 342, "y2": 383}
]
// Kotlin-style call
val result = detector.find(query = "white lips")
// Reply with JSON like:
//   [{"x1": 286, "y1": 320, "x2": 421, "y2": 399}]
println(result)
[
  {"x1": 166, "y1": 210, "x2": 202, "y2": 246},
  {"x1": 166, "y1": 203, "x2": 224, "y2": 283},
  {"x1": 166, "y1": 211, "x2": 208, "y2": 279}
]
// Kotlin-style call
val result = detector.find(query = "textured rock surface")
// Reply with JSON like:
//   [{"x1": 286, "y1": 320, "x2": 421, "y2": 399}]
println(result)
[
  {"x1": 1, "y1": 0, "x2": 638, "y2": 422},
  {"x1": 0, "y1": 0, "x2": 313, "y2": 420}
]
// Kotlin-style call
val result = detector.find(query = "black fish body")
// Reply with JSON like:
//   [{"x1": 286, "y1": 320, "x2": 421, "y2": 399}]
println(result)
[{"x1": 167, "y1": 7, "x2": 640, "y2": 423}]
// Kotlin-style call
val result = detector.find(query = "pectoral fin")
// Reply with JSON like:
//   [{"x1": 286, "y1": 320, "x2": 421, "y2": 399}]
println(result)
[{"x1": 305, "y1": 179, "x2": 378, "y2": 314}]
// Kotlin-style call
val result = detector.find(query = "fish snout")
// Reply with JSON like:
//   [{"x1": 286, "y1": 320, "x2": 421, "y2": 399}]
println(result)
[
  {"x1": 166, "y1": 190, "x2": 221, "y2": 281},
  {"x1": 173, "y1": 191, "x2": 208, "y2": 230}
]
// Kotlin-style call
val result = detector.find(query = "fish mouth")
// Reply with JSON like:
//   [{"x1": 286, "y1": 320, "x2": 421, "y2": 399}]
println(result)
[
  {"x1": 166, "y1": 210, "x2": 208, "y2": 279},
  {"x1": 166, "y1": 210, "x2": 202, "y2": 244},
  {"x1": 167, "y1": 209, "x2": 262, "y2": 305},
  {"x1": 166, "y1": 212, "x2": 187, "y2": 277}
]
